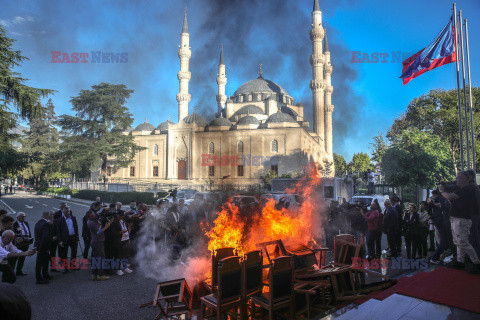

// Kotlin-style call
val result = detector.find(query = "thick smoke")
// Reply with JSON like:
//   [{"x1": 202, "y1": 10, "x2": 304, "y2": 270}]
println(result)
[
  {"x1": 189, "y1": 0, "x2": 364, "y2": 153},
  {"x1": 8, "y1": 0, "x2": 362, "y2": 153},
  {"x1": 135, "y1": 206, "x2": 211, "y2": 286}
]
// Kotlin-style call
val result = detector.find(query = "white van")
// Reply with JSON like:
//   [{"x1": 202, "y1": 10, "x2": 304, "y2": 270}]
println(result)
[{"x1": 348, "y1": 194, "x2": 387, "y2": 212}]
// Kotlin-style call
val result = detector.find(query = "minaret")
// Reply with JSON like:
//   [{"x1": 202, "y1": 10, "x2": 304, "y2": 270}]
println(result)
[
  {"x1": 176, "y1": 8, "x2": 191, "y2": 122},
  {"x1": 324, "y1": 32, "x2": 334, "y2": 159},
  {"x1": 216, "y1": 44, "x2": 227, "y2": 113},
  {"x1": 309, "y1": 0, "x2": 325, "y2": 141}
]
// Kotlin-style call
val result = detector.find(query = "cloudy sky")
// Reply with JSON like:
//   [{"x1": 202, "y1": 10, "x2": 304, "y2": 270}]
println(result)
[{"x1": 2, "y1": 0, "x2": 479, "y2": 161}]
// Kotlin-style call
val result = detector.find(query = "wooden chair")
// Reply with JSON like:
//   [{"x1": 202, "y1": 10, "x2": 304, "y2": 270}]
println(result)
[
  {"x1": 333, "y1": 234, "x2": 363, "y2": 265},
  {"x1": 241, "y1": 250, "x2": 263, "y2": 320},
  {"x1": 203, "y1": 247, "x2": 236, "y2": 292},
  {"x1": 139, "y1": 278, "x2": 192, "y2": 320},
  {"x1": 201, "y1": 256, "x2": 242, "y2": 320},
  {"x1": 249, "y1": 256, "x2": 295, "y2": 320}
]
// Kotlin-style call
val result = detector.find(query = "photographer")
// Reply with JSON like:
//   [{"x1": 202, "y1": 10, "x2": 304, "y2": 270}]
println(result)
[
  {"x1": 11, "y1": 212, "x2": 33, "y2": 276},
  {"x1": 361, "y1": 200, "x2": 381, "y2": 259},
  {"x1": 441, "y1": 171, "x2": 480, "y2": 273},
  {"x1": 1, "y1": 230, "x2": 35, "y2": 284},
  {"x1": 87, "y1": 210, "x2": 113, "y2": 281}
]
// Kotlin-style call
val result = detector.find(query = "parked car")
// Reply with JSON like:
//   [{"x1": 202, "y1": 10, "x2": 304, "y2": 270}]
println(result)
[
  {"x1": 163, "y1": 189, "x2": 198, "y2": 205},
  {"x1": 260, "y1": 193, "x2": 302, "y2": 210},
  {"x1": 348, "y1": 194, "x2": 386, "y2": 211}
]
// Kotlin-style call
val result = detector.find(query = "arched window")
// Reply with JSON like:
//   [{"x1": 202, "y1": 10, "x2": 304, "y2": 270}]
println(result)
[
  {"x1": 237, "y1": 141, "x2": 244, "y2": 154},
  {"x1": 209, "y1": 142, "x2": 214, "y2": 154},
  {"x1": 271, "y1": 139, "x2": 278, "y2": 153},
  {"x1": 153, "y1": 144, "x2": 158, "y2": 156}
]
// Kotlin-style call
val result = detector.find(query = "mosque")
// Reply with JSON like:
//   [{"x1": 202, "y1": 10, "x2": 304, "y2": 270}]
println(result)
[{"x1": 103, "y1": 0, "x2": 334, "y2": 186}]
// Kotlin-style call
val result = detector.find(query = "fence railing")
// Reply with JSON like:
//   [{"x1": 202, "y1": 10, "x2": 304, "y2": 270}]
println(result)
[{"x1": 49, "y1": 178, "x2": 264, "y2": 195}]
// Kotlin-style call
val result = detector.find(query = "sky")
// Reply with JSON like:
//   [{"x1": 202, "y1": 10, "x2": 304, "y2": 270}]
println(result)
[{"x1": 2, "y1": 0, "x2": 479, "y2": 162}]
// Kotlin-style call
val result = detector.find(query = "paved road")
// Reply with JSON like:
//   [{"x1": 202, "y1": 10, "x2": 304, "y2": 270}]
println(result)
[{"x1": 1, "y1": 192, "x2": 159, "y2": 320}]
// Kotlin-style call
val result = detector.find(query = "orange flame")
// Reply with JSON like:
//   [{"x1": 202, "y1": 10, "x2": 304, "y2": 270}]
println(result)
[{"x1": 204, "y1": 162, "x2": 325, "y2": 257}]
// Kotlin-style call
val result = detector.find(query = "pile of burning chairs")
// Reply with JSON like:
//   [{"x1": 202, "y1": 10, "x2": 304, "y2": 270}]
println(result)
[{"x1": 141, "y1": 235, "x2": 396, "y2": 319}]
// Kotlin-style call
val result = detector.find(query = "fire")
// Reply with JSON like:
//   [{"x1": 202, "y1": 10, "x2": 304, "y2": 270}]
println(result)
[
  {"x1": 205, "y1": 201, "x2": 247, "y2": 255},
  {"x1": 204, "y1": 162, "x2": 325, "y2": 258}
]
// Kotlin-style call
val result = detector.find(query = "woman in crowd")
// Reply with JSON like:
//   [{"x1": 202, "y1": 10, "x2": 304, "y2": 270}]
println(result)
[
  {"x1": 418, "y1": 201, "x2": 430, "y2": 258},
  {"x1": 361, "y1": 200, "x2": 381, "y2": 259},
  {"x1": 403, "y1": 203, "x2": 420, "y2": 259}
]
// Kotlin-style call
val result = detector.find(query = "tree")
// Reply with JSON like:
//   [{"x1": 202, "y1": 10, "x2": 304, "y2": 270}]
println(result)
[
  {"x1": 58, "y1": 83, "x2": 143, "y2": 177},
  {"x1": 381, "y1": 129, "x2": 455, "y2": 189},
  {"x1": 20, "y1": 99, "x2": 60, "y2": 184},
  {"x1": 0, "y1": 26, "x2": 54, "y2": 175},
  {"x1": 349, "y1": 152, "x2": 372, "y2": 173},
  {"x1": 369, "y1": 132, "x2": 388, "y2": 165},
  {"x1": 387, "y1": 88, "x2": 480, "y2": 172},
  {"x1": 333, "y1": 153, "x2": 347, "y2": 176},
  {"x1": 260, "y1": 170, "x2": 278, "y2": 189}
]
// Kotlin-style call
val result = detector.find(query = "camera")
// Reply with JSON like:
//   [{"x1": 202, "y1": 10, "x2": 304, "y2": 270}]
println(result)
[
  {"x1": 97, "y1": 207, "x2": 115, "y2": 225},
  {"x1": 14, "y1": 235, "x2": 34, "y2": 247}
]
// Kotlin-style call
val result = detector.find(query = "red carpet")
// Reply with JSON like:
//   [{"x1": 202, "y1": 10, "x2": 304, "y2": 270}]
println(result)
[
  {"x1": 373, "y1": 271, "x2": 428, "y2": 301},
  {"x1": 397, "y1": 267, "x2": 480, "y2": 314}
]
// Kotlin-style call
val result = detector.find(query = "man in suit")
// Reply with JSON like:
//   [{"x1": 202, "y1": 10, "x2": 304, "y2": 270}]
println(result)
[
  {"x1": 54, "y1": 206, "x2": 79, "y2": 273},
  {"x1": 49, "y1": 202, "x2": 66, "y2": 272},
  {"x1": 11, "y1": 212, "x2": 32, "y2": 276},
  {"x1": 34, "y1": 211, "x2": 54, "y2": 284}
]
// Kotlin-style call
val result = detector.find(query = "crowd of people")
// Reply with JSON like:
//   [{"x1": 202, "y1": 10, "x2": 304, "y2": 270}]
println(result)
[
  {"x1": 0, "y1": 192, "x2": 216, "y2": 285},
  {"x1": 1, "y1": 168, "x2": 480, "y2": 287},
  {"x1": 326, "y1": 169, "x2": 480, "y2": 273}
]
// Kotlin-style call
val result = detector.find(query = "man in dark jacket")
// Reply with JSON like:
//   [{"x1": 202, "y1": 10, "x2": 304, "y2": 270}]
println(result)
[
  {"x1": 54, "y1": 206, "x2": 79, "y2": 272},
  {"x1": 34, "y1": 211, "x2": 54, "y2": 284},
  {"x1": 430, "y1": 190, "x2": 451, "y2": 264},
  {"x1": 383, "y1": 199, "x2": 400, "y2": 257},
  {"x1": 11, "y1": 212, "x2": 32, "y2": 276}
]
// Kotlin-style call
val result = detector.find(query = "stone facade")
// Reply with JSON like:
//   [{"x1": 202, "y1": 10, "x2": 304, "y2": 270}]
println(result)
[{"x1": 103, "y1": 0, "x2": 334, "y2": 185}]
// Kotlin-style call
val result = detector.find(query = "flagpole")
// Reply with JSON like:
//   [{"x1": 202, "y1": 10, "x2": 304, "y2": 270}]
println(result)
[
  {"x1": 459, "y1": 10, "x2": 471, "y2": 169},
  {"x1": 464, "y1": 18, "x2": 476, "y2": 174},
  {"x1": 453, "y1": 3, "x2": 465, "y2": 172}
]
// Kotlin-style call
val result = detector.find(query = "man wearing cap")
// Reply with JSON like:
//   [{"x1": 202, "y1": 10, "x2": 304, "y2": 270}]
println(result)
[
  {"x1": 54, "y1": 206, "x2": 79, "y2": 273},
  {"x1": 11, "y1": 212, "x2": 32, "y2": 276},
  {"x1": 0, "y1": 230, "x2": 35, "y2": 283}
]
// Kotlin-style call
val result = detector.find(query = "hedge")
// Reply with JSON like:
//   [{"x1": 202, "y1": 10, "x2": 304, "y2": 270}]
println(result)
[
  {"x1": 74, "y1": 190, "x2": 168, "y2": 205},
  {"x1": 44, "y1": 187, "x2": 79, "y2": 195}
]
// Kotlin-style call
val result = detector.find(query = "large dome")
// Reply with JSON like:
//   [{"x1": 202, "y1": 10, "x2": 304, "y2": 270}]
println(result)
[
  {"x1": 135, "y1": 121, "x2": 155, "y2": 131},
  {"x1": 233, "y1": 78, "x2": 289, "y2": 96}
]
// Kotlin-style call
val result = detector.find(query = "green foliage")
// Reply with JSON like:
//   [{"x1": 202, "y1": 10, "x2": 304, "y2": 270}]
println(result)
[
  {"x1": 387, "y1": 88, "x2": 480, "y2": 172},
  {"x1": 42, "y1": 187, "x2": 78, "y2": 195},
  {"x1": 333, "y1": 153, "x2": 347, "y2": 176},
  {"x1": 381, "y1": 129, "x2": 455, "y2": 189},
  {"x1": 349, "y1": 152, "x2": 372, "y2": 173},
  {"x1": 369, "y1": 132, "x2": 388, "y2": 164},
  {"x1": 280, "y1": 173, "x2": 292, "y2": 178},
  {"x1": 322, "y1": 161, "x2": 333, "y2": 177},
  {"x1": 0, "y1": 26, "x2": 54, "y2": 175},
  {"x1": 58, "y1": 83, "x2": 144, "y2": 177},
  {"x1": 260, "y1": 170, "x2": 278, "y2": 189},
  {"x1": 20, "y1": 99, "x2": 61, "y2": 183}
]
